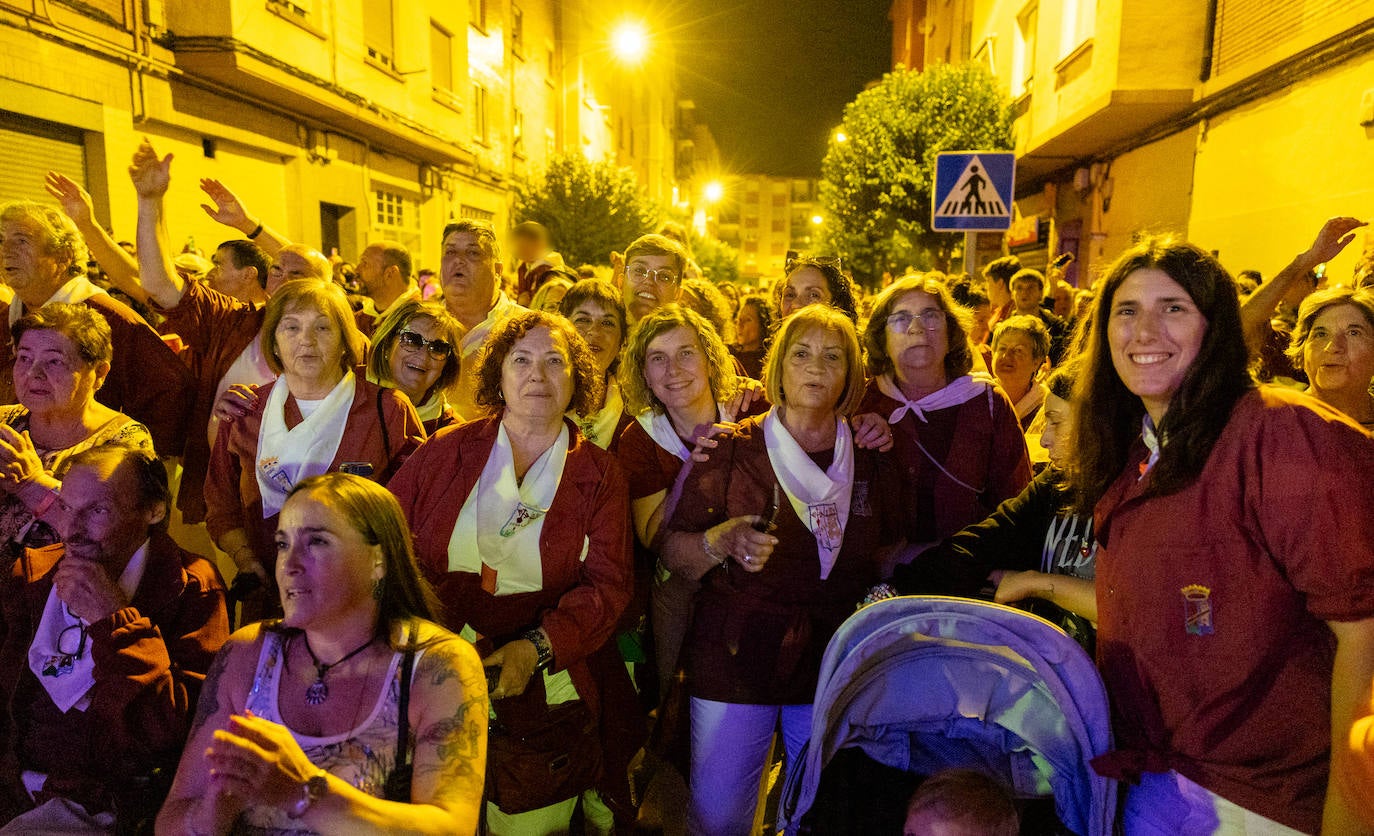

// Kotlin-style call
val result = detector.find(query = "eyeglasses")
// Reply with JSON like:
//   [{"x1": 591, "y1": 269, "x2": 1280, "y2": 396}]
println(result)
[
  {"x1": 627, "y1": 266, "x2": 680, "y2": 286},
  {"x1": 885, "y1": 309, "x2": 946, "y2": 333},
  {"x1": 397, "y1": 329, "x2": 454, "y2": 360}
]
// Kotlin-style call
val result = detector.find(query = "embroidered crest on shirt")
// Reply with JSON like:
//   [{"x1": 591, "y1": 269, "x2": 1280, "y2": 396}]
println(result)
[
  {"x1": 500, "y1": 502, "x2": 547, "y2": 538},
  {"x1": 808, "y1": 503, "x2": 842, "y2": 550},
  {"x1": 1181, "y1": 584, "x2": 1214, "y2": 635}
]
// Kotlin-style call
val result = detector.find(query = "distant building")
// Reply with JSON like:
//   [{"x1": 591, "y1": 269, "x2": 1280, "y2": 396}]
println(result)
[
  {"x1": 0, "y1": 0, "x2": 678, "y2": 264},
  {"x1": 711, "y1": 175, "x2": 821, "y2": 283},
  {"x1": 893, "y1": 0, "x2": 1374, "y2": 286}
]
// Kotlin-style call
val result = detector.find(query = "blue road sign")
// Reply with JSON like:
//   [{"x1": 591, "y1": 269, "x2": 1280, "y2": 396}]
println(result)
[{"x1": 931, "y1": 151, "x2": 1016, "y2": 232}]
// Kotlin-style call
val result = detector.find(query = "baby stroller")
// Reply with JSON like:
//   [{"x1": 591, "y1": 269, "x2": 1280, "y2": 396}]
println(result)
[{"x1": 778, "y1": 596, "x2": 1116, "y2": 835}]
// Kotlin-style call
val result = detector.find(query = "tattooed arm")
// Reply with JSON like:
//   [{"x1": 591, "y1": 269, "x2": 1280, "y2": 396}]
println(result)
[{"x1": 260, "y1": 628, "x2": 488, "y2": 836}]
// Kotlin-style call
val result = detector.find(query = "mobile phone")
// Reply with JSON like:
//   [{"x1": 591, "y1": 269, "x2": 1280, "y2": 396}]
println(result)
[
  {"x1": 339, "y1": 461, "x2": 374, "y2": 477},
  {"x1": 754, "y1": 483, "x2": 781, "y2": 533},
  {"x1": 1051, "y1": 252, "x2": 1074, "y2": 269}
]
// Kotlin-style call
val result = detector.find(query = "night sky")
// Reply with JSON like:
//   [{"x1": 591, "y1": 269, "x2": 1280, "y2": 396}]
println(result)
[{"x1": 671, "y1": 0, "x2": 895, "y2": 178}]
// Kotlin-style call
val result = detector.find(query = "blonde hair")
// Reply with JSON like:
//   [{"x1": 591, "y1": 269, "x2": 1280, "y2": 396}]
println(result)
[
  {"x1": 619, "y1": 304, "x2": 739, "y2": 415},
  {"x1": 762, "y1": 303, "x2": 865, "y2": 416}
]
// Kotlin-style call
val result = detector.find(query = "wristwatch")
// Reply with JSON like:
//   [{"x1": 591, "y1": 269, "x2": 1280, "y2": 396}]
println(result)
[
  {"x1": 287, "y1": 769, "x2": 329, "y2": 819},
  {"x1": 522, "y1": 628, "x2": 553, "y2": 671}
]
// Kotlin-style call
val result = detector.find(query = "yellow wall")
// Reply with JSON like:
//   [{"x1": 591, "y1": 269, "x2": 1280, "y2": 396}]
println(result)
[
  {"x1": 1190, "y1": 58, "x2": 1374, "y2": 283},
  {"x1": 1086, "y1": 127, "x2": 1196, "y2": 275}
]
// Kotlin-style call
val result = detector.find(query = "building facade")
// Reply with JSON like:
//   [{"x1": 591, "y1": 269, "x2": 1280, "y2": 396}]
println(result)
[
  {"x1": 892, "y1": 0, "x2": 1374, "y2": 286},
  {"x1": 0, "y1": 0, "x2": 678, "y2": 269},
  {"x1": 712, "y1": 174, "x2": 820, "y2": 283}
]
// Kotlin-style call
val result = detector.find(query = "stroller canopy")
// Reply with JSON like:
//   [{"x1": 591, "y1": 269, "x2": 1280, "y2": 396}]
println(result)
[{"x1": 780, "y1": 596, "x2": 1115, "y2": 836}]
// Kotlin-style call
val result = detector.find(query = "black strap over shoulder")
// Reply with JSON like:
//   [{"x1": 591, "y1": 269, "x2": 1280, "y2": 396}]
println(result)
[
  {"x1": 377, "y1": 387, "x2": 393, "y2": 465},
  {"x1": 384, "y1": 624, "x2": 417, "y2": 802}
]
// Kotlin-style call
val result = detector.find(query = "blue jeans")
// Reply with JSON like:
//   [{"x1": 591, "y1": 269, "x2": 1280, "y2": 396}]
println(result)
[{"x1": 687, "y1": 698, "x2": 812, "y2": 836}]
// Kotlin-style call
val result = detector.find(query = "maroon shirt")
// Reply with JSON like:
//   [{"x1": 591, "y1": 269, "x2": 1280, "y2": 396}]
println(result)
[
  {"x1": 1092, "y1": 387, "x2": 1374, "y2": 832},
  {"x1": 663, "y1": 416, "x2": 901, "y2": 705}
]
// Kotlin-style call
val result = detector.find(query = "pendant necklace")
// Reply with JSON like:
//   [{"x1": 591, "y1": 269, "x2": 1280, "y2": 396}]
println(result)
[{"x1": 302, "y1": 633, "x2": 376, "y2": 706}]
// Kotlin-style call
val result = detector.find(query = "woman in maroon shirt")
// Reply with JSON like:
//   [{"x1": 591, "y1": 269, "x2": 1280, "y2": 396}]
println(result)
[{"x1": 659, "y1": 305, "x2": 902, "y2": 835}]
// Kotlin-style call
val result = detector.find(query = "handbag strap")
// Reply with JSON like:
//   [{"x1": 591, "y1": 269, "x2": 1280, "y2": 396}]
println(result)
[{"x1": 377, "y1": 387, "x2": 393, "y2": 465}]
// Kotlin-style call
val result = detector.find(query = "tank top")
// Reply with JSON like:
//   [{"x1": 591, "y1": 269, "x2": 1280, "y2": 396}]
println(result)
[{"x1": 232, "y1": 630, "x2": 422, "y2": 835}]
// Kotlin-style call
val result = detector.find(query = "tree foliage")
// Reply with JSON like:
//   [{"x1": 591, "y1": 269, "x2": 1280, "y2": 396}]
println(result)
[
  {"x1": 819, "y1": 63, "x2": 1012, "y2": 285},
  {"x1": 514, "y1": 155, "x2": 660, "y2": 268},
  {"x1": 690, "y1": 232, "x2": 741, "y2": 286}
]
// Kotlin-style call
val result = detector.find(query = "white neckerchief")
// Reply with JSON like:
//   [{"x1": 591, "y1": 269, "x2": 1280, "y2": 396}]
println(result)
[
  {"x1": 255, "y1": 372, "x2": 355, "y2": 517},
  {"x1": 27, "y1": 540, "x2": 149, "y2": 713},
  {"x1": 415, "y1": 388, "x2": 448, "y2": 424},
  {"x1": 210, "y1": 329, "x2": 277, "y2": 449},
  {"x1": 573, "y1": 378, "x2": 624, "y2": 450},
  {"x1": 1139, "y1": 414, "x2": 1162, "y2": 479},
  {"x1": 9, "y1": 276, "x2": 107, "y2": 325},
  {"x1": 447, "y1": 423, "x2": 569, "y2": 595},
  {"x1": 761, "y1": 408, "x2": 854, "y2": 580},
  {"x1": 636, "y1": 403, "x2": 730, "y2": 462},
  {"x1": 877, "y1": 373, "x2": 994, "y2": 425},
  {"x1": 460, "y1": 293, "x2": 521, "y2": 361},
  {"x1": 1010, "y1": 381, "x2": 1047, "y2": 422}
]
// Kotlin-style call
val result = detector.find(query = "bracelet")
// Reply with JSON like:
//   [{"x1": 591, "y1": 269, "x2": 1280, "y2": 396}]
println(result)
[
  {"x1": 247, "y1": 222, "x2": 264, "y2": 239},
  {"x1": 701, "y1": 531, "x2": 728, "y2": 566},
  {"x1": 522, "y1": 628, "x2": 553, "y2": 671}
]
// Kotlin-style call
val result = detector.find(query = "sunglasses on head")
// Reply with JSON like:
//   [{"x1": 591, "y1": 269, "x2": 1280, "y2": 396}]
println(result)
[
  {"x1": 786, "y1": 255, "x2": 843, "y2": 273},
  {"x1": 397, "y1": 329, "x2": 454, "y2": 360}
]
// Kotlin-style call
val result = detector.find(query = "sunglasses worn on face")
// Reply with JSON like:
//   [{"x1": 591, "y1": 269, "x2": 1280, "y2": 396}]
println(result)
[{"x1": 397, "y1": 329, "x2": 454, "y2": 360}]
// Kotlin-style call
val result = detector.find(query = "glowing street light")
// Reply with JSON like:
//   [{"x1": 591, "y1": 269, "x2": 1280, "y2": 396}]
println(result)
[
  {"x1": 704, "y1": 180, "x2": 725, "y2": 203},
  {"x1": 611, "y1": 21, "x2": 649, "y2": 64},
  {"x1": 833, "y1": 129, "x2": 848, "y2": 144},
  {"x1": 811, "y1": 214, "x2": 824, "y2": 225}
]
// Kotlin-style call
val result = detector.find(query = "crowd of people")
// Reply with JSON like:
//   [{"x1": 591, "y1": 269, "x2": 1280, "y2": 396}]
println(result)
[{"x1": 0, "y1": 135, "x2": 1371, "y2": 835}]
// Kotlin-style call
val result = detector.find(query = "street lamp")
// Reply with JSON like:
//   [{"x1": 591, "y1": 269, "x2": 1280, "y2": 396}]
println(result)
[
  {"x1": 611, "y1": 20, "x2": 649, "y2": 64},
  {"x1": 833, "y1": 129, "x2": 848, "y2": 144},
  {"x1": 704, "y1": 180, "x2": 725, "y2": 204},
  {"x1": 811, "y1": 214, "x2": 824, "y2": 226}
]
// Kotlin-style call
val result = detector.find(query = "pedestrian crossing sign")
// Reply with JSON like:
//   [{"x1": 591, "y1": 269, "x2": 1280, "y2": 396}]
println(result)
[{"x1": 931, "y1": 151, "x2": 1016, "y2": 232}]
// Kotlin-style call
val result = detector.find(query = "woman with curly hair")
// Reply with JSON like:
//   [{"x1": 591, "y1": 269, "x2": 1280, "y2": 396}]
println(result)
[
  {"x1": 388, "y1": 310, "x2": 638, "y2": 834},
  {"x1": 775, "y1": 257, "x2": 858, "y2": 323}
]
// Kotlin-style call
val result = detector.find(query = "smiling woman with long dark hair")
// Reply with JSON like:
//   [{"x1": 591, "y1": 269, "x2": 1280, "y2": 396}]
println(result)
[{"x1": 1068, "y1": 235, "x2": 1374, "y2": 834}]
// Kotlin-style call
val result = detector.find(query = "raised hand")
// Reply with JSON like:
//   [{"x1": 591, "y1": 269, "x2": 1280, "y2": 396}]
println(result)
[
  {"x1": 128, "y1": 137, "x2": 173, "y2": 199},
  {"x1": 44, "y1": 172, "x2": 95, "y2": 227},
  {"x1": 1305, "y1": 217, "x2": 1368, "y2": 266},
  {"x1": 200, "y1": 178, "x2": 254, "y2": 231}
]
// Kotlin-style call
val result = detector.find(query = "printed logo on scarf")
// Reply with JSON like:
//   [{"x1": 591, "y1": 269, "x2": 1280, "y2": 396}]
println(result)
[
  {"x1": 257, "y1": 457, "x2": 293, "y2": 492},
  {"x1": 500, "y1": 502, "x2": 546, "y2": 538},
  {"x1": 808, "y1": 502, "x2": 842, "y2": 550}
]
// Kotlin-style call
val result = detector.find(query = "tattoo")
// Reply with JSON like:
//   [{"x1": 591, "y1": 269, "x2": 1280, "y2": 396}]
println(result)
[
  {"x1": 414, "y1": 644, "x2": 486, "y2": 799},
  {"x1": 189, "y1": 644, "x2": 231, "y2": 739}
]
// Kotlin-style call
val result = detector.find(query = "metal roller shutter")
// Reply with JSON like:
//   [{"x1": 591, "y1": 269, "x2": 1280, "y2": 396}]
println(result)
[{"x1": 0, "y1": 113, "x2": 87, "y2": 206}]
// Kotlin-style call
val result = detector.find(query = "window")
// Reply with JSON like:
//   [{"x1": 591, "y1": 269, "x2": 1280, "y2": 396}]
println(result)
[
  {"x1": 431, "y1": 22, "x2": 454, "y2": 94},
  {"x1": 469, "y1": 0, "x2": 486, "y2": 32},
  {"x1": 771, "y1": 193, "x2": 787, "y2": 208},
  {"x1": 363, "y1": 0, "x2": 394, "y2": 69},
  {"x1": 1059, "y1": 0, "x2": 1094, "y2": 57},
  {"x1": 473, "y1": 83, "x2": 489, "y2": 143},
  {"x1": 743, "y1": 216, "x2": 758, "y2": 229},
  {"x1": 513, "y1": 108, "x2": 525, "y2": 156},
  {"x1": 374, "y1": 189, "x2": 408, "y2": 228},
  {"x1": 744, "y1": 190, "x2": 759, "y2": 205},
  {"x1": 771, "y1": 218, "x2": 785, "y2": 233},
  {"x1": 1013, "y1": 5, "x2": 1038, "y2": 96},
  {"x1": 511, "y1": 6, "x2": 525, "y2": 57}
]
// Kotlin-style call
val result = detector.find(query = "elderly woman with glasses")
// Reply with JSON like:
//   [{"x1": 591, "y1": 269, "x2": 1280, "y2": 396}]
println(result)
[
  {"x1": 388, "y1": 310, "x2": 639, "y2": 833},
  {"x1": 0, "y1": 304, "x2": 152, "y2": 570},
  {"x1": 367, "y1": 299, "x2": 464, "y2": 434},
  {"x1": 206, "y1": 280, "x2": 425, "y2": 619},
  {"x1": 1284, "y1": 286, "x2": 1374, "y2": 430},
  {"x1": 857, "y1": 275, "x2": 1030, "y2": 577}
]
